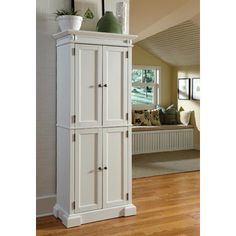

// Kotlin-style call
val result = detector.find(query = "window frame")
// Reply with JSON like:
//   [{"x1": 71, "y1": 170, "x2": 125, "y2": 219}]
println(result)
[{"x1": 131, "y1": 65, "x2": 161, "y2": 110}]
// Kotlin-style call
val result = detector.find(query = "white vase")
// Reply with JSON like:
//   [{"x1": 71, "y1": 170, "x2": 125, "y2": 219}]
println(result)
[
  {"x1": 116, "y1": 1, "x2": 129, "y2": 34},
  {"x1": 57, "y1": 15, "x2": 83, "y2": 31}
]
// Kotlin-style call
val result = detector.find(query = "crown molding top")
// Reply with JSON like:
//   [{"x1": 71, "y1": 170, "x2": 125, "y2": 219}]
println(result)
[{"x1": 53, "y1": 30, "x2": 137, "y2": 41}]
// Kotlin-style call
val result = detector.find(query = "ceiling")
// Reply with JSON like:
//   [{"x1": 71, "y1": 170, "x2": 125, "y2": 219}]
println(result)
[
  {"x1": 130, "y1": 0, "x2": 189, "y2": 35},
  {"x1": 130, "y1": 0, "x2": 200, "y2": 66},
  {"x1": 137, "y1": 19, "x2": 200, "y2": 66}
]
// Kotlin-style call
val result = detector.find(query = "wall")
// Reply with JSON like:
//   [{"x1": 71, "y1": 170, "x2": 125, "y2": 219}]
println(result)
[
  {"x1": 172, "y1": 65, "x2": 200, "y2": 148},
  {"x1": 36, "y1": 0, "x2": 71, "y2": 216},
  {"x1": 132, "y1": 44, "x2": 174, "y2": 107}
]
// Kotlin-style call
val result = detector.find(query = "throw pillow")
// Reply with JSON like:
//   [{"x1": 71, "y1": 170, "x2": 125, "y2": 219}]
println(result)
[
  {"x1": 156, "y1": 105, "x2": 165, "y2": 124},
  {"x1": 141, "y1": 110, "x2": 152, "y2": 126},
  {"x1": 179, "y1": 111, "x2": 192, "y2": 126},
  {"x1": 164, "y1": 104, "x2": 177, "y2": 124},
  {"x1": 133, "y1": 110, "x2": 145, "y2": 126},
  {"x1": 131, "y1": 110, "x2": 135, "y2": 124},
  {"x1": 150, "y1": 109, "x2": 161, "y2": 126},
  {"x1": 176, "y1": 111, "x2": 181, "y2": 124},
  {"x1": 176, "y1": 107, "x2": 184, "y2": 124}
]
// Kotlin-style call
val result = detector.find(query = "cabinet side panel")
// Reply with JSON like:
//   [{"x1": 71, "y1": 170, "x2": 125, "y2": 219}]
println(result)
[
  {"x1": 127, "y1": 126, "x2": 132, "y2": 203},
  {"x1": 57, "y1": 44, "x2": 74, "y2": 127},
  {"x1": 57, "y1": 127, "x2": 74, "y2": 214},
  {"x1": 127, "y1": 47, "x2": 132, "y2": 125}
]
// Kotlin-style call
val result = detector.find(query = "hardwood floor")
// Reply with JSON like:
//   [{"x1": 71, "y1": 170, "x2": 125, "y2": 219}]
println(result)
[{"x1": 36, "y1": 171, "x2": 200, "y2": 236}]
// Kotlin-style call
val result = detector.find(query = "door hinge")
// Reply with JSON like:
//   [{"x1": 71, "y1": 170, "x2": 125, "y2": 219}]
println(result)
[
  {"x1": 126, "y1": 130, "x2": 129, "y2": 138},
  {"x1": 72, "y1": 48, "x2": 75, "y2": 56},
  {"x1": 72, "y1": 115, "x2": 76, "y2": 123},
  {"x1": 126, "y1": 51, "x2": 128, "y2": 58},
  {"x1": 126, "y1": 193, "x2": 129, "y2": 201},
  {"x1": 72, "y1": 133, "x2": 76, "y2": 142},
  {"x1": 126, "y1": 113, "x2": 129, "y2": 120},
  {"x1": 72, "y1": 201, "x2": 75, "y2": 210}
]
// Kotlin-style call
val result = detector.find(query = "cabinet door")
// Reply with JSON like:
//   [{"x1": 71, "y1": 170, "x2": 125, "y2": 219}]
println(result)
[
  {"x1": 103, "y1": 127, "x2": 128, "y2": 208},
  {"x1": 75, "y1": 128, "x2": 103, "y2": 213},
  {"x1": 75, "y1": 45, "x2": 103, "y2": 128},
  {"x1": 103, "y1": 46, "x2": 128, "y2": 126}
]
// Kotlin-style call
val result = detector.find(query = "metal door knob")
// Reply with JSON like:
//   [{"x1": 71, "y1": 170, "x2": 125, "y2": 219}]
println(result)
[
  {"x1": 104, "y1": 84, "x2": 108, "y2": 87},
  {"x1": 98, "y1": 84, "x2": 102, "y2": 87},
  {"x1": 98, "y1": 167, "x2": 102, "y2": 171},
  {"x1": 104, "y1": 166, "x2": 108, "y2": 170}
]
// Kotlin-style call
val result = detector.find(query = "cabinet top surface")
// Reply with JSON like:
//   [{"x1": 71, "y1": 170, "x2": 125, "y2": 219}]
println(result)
[{"x1": 53, "y1": 30, "x2": 137, "y2": 40}]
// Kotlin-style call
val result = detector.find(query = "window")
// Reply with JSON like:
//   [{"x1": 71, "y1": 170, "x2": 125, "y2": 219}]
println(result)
[{"x1": 131, "y1": 66, "x2": 160, "y2": 108}]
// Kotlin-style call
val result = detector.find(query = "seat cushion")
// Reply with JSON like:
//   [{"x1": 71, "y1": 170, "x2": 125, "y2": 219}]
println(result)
[{"x1": 132, "y1": 124, "x2": 194, "y2": 132}]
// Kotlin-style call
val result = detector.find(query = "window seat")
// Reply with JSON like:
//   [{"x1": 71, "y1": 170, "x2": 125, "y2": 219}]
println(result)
[
  {"x1": 132, "y1": 124, "x2": 194, "y2": 132},
  {"x1": 132, "y1": 124, "x2": 194, "y2": 155}
]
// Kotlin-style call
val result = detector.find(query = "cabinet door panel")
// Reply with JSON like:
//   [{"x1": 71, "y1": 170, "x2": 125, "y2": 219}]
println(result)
[
  {"x1": 75, "y1": 129, "x2": 102, "y2": 213},
  {"x1": 75, "y1": 45, "x2": 102, "y2": 128},
  {"x1": 103, "y1": 127, "x2": 128, "y2": 208},
  {"x1": 103, "y1": 46, "x2": 128, "y2": 126}
]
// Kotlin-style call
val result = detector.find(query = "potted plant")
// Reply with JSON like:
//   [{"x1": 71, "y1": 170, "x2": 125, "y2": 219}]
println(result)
[{"x1": 55, "y1": 9, "x2": 83, "y2": 31}]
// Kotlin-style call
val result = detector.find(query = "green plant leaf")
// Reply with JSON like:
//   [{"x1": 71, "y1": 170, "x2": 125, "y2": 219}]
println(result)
[{"x1": 54, "y1": 8, "x2": 80, "y2": 17}]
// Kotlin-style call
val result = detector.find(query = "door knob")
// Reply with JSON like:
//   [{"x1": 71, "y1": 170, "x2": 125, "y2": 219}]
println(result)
[
  {"x1": 98, "y1": 167, "x2": 102, "y2": 171},
  {"x1": 98, "y1": 84, "x2": 102, "y2": 87},
  {"x1": 103, "y1": 84, "x2": 108, "y2": 87},
  {"x1": 104, "y1": 166, "x2": 108, "y2": 170}
]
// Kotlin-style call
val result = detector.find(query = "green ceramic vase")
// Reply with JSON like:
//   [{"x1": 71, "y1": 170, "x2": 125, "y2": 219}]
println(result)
[{"x1": 96, "y1": 11, "x2": 122, "y2": 33}]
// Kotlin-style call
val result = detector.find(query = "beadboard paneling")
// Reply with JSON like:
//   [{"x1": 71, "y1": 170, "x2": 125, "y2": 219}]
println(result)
[
  {"x1": 138, "y1": 20, "x2": 200, "y2": 66},
  {"x1": 132, "y1": 129, "x2": 194, "y2": 155}
]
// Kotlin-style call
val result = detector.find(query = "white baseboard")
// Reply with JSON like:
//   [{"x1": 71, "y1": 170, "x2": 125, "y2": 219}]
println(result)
[
  {"x1": 36, "y1": 195, "x2": 56, "y2": 217},
  {"x1": 194, "y1": 144, "x2": 200, "y2": 150}
]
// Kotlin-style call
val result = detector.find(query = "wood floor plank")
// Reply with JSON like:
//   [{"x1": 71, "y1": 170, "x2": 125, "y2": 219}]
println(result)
[{"x1": 36, "y1": 171, "x2": 200, "y2": 236}]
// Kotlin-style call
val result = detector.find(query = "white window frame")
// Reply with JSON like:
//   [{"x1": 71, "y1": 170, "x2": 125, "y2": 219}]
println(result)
[{"x1": 131, "y1": 65, "x2": 161, "y2": 110}]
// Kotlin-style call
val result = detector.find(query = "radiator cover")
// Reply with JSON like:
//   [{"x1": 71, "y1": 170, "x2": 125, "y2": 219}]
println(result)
[{"x1": 132, "y1": 129, "x2": 194, "y2": 155}]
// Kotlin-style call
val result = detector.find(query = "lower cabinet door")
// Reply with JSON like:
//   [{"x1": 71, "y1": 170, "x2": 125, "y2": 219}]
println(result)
[
  {"x1": 102, "y1": 127, "x2": 128, "y2": 208},
  {"x1": 75, "y1": 128, "x2": 103, "y2": 213}
]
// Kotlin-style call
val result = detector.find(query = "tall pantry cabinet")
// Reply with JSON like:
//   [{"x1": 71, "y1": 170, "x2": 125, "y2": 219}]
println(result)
[{"x1": 53, "y1": 31, "x2": 137, "y2": 228}]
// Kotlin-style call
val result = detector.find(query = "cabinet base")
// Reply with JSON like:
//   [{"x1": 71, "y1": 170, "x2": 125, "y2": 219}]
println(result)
[{"x1": 53, "y1": 203, "x2": 136, "y2": 228}]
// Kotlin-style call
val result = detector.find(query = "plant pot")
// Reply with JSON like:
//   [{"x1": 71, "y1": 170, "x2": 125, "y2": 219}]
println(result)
[{"x1": 57, "y1": 15, "x2": 83, "y2": 31}]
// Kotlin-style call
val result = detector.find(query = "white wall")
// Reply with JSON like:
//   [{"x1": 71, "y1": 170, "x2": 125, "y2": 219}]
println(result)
[{"x1": 36, "y1": 0, "x2": 71, "y2": 216}]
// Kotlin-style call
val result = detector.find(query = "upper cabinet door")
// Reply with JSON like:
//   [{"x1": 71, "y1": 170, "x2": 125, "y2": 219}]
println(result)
[
  {"x1": 102, "y1": 46, "x2": 128, "y2": 127},
  {"x1": 75, "y1": 45, "x2": 103, "y2": 128}
]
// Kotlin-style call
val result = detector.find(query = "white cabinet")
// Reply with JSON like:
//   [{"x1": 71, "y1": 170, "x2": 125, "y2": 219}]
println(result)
[
  {"x1": 74, "y1": 45, "x2": 128, "y2": 128},
  {"x1": 102, "y1": 127, "x2": 128, "y2": 208},
  {"x1": 53, "y1": 31, "x2": 136, "y2": 228},
  {"x1": 75, "y1": 45, "x2": 102, "y2": 128},
  {"x1": 74, "y1": 127, "x2": 129, "y2": 213},
  {"x1": 75, "y1": 128, "x2": 103, "y2": 213},
  {"x1": 102, "y1": 46, "x2": 128, "y2": 126}
]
